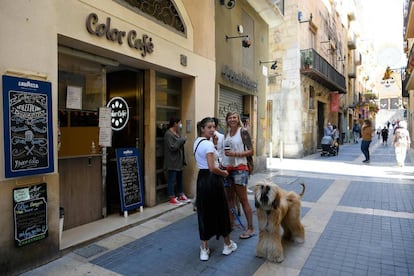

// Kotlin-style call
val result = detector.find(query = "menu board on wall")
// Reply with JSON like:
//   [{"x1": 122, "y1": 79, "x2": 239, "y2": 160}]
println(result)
[
  {"x1": 13, "y1": 183, "x2": 48, "y2": 247},
  {"x1": 116, "y1": 148, "x2": 144, "y2": 211},
  {"x1": 2, "y1": 75, "x2": 54, "y2": 178}
]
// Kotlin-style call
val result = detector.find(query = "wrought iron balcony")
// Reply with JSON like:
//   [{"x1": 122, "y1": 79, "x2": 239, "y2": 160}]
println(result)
[{"x1": 300, "y1": 49, "x2": 346, "y2": 93}]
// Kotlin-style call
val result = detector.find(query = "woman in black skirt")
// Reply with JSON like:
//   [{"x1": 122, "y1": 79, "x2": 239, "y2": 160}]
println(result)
[{"x1": 193, "y1": 117, "x2": 237, "y2": 261}]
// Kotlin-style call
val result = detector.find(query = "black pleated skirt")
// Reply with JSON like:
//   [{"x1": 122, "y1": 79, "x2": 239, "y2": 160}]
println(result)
[{"x1": 196, "y1": 169, "x2": 231, "y2": 241}]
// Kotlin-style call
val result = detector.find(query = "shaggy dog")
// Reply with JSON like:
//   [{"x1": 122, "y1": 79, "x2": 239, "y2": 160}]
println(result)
[{"x1": 253, "y1": 181, "x2": 305, "y2": 263}]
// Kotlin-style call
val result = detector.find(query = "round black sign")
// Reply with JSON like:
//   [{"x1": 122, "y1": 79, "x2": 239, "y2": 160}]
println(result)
[{"x1": 107, "y1": 97, "x2": 129, "y2": 131}]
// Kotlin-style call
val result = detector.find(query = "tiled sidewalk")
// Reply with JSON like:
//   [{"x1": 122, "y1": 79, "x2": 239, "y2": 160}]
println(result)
[{"x1": 24, "y1": 139, "x2": 414, "y2": 275}]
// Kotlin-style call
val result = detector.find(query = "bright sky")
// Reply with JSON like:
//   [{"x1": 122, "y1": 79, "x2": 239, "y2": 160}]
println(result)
[{"x1": 359, "y1": 0, "x2": 406, "y2": 68}]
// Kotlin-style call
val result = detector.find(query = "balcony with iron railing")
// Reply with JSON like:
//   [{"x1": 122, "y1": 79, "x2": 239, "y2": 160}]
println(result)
[{"x1": 300, "y1": 49, "x2": 346, "y2": 93}]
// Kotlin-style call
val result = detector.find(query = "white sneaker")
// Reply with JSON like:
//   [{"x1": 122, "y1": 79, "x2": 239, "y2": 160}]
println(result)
[
  {"x1": 222, "y1": 240, "x2": 237, "y2": 255},
  {"x1": 200, "y1": 247, "x2": 210, "y2": 261}
]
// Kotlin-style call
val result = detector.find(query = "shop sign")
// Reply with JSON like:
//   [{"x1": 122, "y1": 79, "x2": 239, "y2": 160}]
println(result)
[
  {"x1": 86, "y1": 12, "x2": 154, "y2": 57},
  {"x1": 13, "y1": 183, "x2": 48, "y2": 247},
  {"x1": 2, "y1": 75, "x2": 54, "y2": 178},
  {"x1": 107, "y1": 97, "x2": 129, "y2": 131},
  {"x1": 116, "y1": 148, "x2": 144, "y2": 212},
  {"x1": 221, "y1": 65, "x2": 258, "y2": 92}
]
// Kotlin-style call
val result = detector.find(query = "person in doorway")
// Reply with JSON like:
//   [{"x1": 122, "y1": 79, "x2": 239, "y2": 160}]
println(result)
[
  {"x1": 381, "y1": 126, "x2": 389, "y2": 146},
  {"x1": 164, "y1": 117, "x2": 190, "y2": 205},
  {"x1": 392, "y1": 120, "x2": 411, "y2": 167},
  {"x1": 193, "y1": 117, "x2": 237, "y2": 261},
  {"x1": 360, "y1": 119, "x2": 373, "y2": 163},
  {"x1": 222, "y1": 111, "x2": 255, "y2": 239}
]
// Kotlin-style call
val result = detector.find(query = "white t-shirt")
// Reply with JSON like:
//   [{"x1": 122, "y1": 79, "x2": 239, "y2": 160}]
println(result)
[
  {"x1": 222, "y1": 128, "x2": 247, "y2": 167},
  {"x1": 213, "y1": 130, "x2": 224, "y2": 162},
  {"x1": 193, "y1": 137, "x2": 218, "y2": 169}
]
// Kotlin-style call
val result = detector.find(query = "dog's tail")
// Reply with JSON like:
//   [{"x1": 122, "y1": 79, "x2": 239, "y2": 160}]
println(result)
[{"x1": 299, "y1": 183, "x2": 306, "y2": 197}]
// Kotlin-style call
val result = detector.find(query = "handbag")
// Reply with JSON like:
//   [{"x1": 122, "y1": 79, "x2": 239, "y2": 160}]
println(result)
[{"x1": 241, "y1": 129, "x2": 254, "y2": 175}]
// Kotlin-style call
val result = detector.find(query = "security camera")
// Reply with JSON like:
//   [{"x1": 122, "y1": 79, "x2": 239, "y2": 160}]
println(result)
[{"x1": 225, "y1": 0, "x2": 236, "y2": 9}]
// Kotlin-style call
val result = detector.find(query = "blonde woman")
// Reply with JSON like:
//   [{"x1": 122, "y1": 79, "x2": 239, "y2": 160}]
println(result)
[{"x1": 222, "y1": 111, "x2": 255, "y2": 239}]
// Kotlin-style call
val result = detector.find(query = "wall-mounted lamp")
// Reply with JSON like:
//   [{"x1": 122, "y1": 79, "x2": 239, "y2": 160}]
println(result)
[
  {"x1": 220, "y1": 0, "x2": 236, "y2": 9},
  {"x1": 259, "y1": 60, "x2": 278, "y2": 70},
  {"x1": 298, "y1": 11, "x2": 312, "y2": 23},
  {"x1": 225, "y1": 35, "x2": 252, "y2": 48}
]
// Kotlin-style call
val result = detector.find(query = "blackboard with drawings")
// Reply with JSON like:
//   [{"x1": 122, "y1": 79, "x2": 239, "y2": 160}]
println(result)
[
  {"x1": 116, "y1": 148, "x2": 144, "y2": 212},
  {"x1": 13, "y1": 183, "x2": 48, "y2": 247},
  {"x1": 2, "y1": 75, "x2": 54, "y2": 178}
]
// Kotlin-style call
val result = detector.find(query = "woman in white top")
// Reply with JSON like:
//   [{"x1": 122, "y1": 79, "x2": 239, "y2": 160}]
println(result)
[
  {"x1": 193, "y1": 117, "x2": 237, "y2": 261},
  {"x1": 222, "y1": 111, "x2": 255, "y2": 239},
  {"x1": 392, "y1": 120, "x2": 411, "y2": 167}
]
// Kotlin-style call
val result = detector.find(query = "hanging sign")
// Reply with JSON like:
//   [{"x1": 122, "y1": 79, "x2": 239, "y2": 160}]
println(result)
[
  {"x1": 2, "y1": 75, "x2": 54, "y2": 178},
  {"x1": 107, "y1": 97, "x2": 129, "y2": 131},
  {"x1": 330, "y1": 92, "x2": 339, "y2": 112}
]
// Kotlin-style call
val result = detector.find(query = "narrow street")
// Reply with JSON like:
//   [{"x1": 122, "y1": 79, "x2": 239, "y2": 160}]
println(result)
[{"x1": 24, "y1": 135, "x2": 414, "y2": 276}]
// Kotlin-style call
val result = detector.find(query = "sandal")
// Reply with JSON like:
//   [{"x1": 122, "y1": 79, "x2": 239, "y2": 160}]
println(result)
[{"x1": 239, "y1": 231, "x2": 256, "y2": 239}]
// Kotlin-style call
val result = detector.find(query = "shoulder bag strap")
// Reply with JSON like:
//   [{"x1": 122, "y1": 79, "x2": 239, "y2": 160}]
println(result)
[{"x1": 193, "y1": 138, "x2": 207, "y2": 156}]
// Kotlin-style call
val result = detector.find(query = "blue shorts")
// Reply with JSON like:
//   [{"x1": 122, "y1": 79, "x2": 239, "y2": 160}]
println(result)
[{"x1": 226, "y1": 170, "x2": 249, "y2": 186}]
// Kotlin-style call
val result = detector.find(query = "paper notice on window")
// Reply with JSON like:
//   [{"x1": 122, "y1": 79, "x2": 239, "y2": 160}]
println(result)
[
  {"x1": 99, "y1": 127, "x2": 112, "y2": 147},
  {"x1": 66, "y1": 86, "x2": 82, "y2": 109},
  {"x1": 99, "y1": 107, "x2": 112, "y2": 128}
]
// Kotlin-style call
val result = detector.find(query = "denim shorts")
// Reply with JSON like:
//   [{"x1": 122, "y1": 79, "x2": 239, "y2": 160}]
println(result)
[{"x1": 227, "y1": 170, "x2": 249, "y2": 186}]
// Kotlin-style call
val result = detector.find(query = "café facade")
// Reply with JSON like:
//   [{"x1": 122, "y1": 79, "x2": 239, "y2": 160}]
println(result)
[{"x1": 0, "y1": 0, "x2": 216, "y2": 273}]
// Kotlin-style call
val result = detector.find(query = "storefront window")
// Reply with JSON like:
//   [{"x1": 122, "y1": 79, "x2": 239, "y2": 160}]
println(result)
[
  {"x1": 155, "y1": 73, "x2": 181, "y2": 202},
  {"x1": 58, "y1": 53, "x2": 104, "y2": 156}
]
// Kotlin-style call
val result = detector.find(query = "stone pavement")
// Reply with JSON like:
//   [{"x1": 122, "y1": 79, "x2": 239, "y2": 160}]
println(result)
[{"x1": 23, "y1": 136, "x2": 414, "y2": 276}]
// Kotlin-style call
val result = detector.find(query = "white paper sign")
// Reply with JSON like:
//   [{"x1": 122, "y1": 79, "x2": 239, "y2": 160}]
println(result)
[
  {"x1": 66, "y1": 86, "x2": 82, "y2": 109},
  {"x1": 99, "y1": 127, "x2": 112, "y2": 147},
  {"x1": 99, "y1": 107, "x2": 112, "y2": 128}
]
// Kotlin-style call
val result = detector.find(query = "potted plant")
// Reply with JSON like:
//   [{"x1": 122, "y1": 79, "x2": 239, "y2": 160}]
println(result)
[{"x1": 304, "y1": 55, "x2": 312, "y2": 69}]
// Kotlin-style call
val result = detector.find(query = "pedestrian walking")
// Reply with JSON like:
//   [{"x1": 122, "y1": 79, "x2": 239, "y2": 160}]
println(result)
[
  {"x1": 352, "y1": 122, "x2": 361, "y2": 143},
  {"x1": 193, "y1": 117, "x2": 237, "y2": 261},
  {"x1": 392, "y1": 120, "x2": 411, "y2": 167},
  {"x1": 381, "y1": 126, "x2": 389, "y2": 146},
  {"x1": 360, "y1": 119, "x2": 372, "y2": 163}
]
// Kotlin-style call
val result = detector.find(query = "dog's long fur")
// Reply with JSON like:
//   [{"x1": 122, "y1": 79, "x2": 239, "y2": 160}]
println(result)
[{"x1": 253, "y1": 182, "x2": 305, "y2": 263}]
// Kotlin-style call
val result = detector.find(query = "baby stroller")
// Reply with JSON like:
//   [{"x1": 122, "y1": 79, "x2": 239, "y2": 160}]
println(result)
[{"x1": 320, "y1": 135, "x2": 338, "y2": 156}]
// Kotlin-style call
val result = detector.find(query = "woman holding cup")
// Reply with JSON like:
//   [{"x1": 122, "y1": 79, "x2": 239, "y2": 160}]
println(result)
[{"x1": 222, "y1": 111, "x2": 255, "y2": 239}]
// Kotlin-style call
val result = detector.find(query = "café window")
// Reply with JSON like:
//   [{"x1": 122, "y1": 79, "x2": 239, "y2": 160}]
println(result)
[
  {"x1": 155, "y1": 73, "x2": 181, "y2": 202},
  {"x1": 58, "y1": 52, "x2": 104, "y2": 157}
]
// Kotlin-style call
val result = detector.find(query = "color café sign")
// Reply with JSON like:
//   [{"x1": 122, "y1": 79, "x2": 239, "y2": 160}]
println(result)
[{"x1": 86, "y1": 12, "x2": 154, "y2": 57}]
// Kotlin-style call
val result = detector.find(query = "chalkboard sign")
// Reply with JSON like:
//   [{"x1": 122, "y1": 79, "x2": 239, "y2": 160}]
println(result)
[
  {"x1": 2, "y1": 75, "x2": 54, "y2": 178},
  {"x1": 116, "y1": 148, "x2": 144, "y2": 211},
  {"x1": 13, "y1": 183, "x2": 48, "y2": 247}
]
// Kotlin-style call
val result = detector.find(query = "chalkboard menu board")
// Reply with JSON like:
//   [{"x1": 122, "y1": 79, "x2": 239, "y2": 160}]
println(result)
[
  {"x1": 13, "y1": 183, "x2": 48, "y2": 247},
  {"x1": 116, "y1": 148, "x2": 144, "y2": 211},
  {"x1": 2, "y1": 75, "x2": 54, "y2": 178}
]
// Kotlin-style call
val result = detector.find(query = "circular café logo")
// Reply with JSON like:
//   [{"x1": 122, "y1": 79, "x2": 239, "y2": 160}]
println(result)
[{"x1": 107, "y1": 97, "x2": 129, "y2": 131}]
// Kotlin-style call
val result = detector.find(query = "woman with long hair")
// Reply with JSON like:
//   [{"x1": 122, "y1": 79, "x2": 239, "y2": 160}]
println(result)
[
  {"x1": 360, "y1": 119, "x2": 373, "y2": 163},
  {"x1": 222, "y1": 111, "x2": 255, "y2": 239},
  {"x1": 193, "y1": 117, "x2": 237, "y2": 261}
]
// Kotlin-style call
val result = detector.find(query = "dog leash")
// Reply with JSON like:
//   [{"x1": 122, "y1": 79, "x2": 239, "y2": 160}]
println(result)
[{"x1": 231, "y1": 208, "x2": 246, "y2": 231}]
